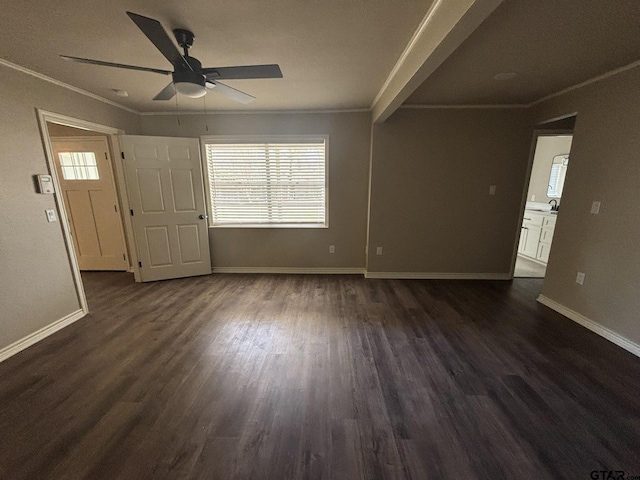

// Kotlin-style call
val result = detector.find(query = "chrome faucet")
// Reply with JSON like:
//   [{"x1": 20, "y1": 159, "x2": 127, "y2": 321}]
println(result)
[{"x1": 548, "y1": 199, "x2": 558, "y2": 211}]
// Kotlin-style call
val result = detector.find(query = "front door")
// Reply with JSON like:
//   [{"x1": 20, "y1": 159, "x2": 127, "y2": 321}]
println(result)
[
  {"x1": 120, "y1": 135, "x2": 211, "y2": 282},
  {"x1": 51, "y1": 136, "x2": 128, "y2": 271}
]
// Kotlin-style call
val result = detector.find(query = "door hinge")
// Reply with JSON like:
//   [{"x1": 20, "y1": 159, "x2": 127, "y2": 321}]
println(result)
[
  {"x1": 130, "y1": 209, "x2": 134, "y2": 216},
  {"x1": 105, "y1": 152, "x2": 108, "y2": 160},
  {"x1": 121, "y1": 152, "x2": 125, "y2": 160},
  {"x1": 123, "y1": 253, "x2": 126, "y2": 261},
  {"x1": 138, "y1": 261, "x2": 142, "y2": 268},
  {"x1": 114, "y1": 204, "x2": 118, "y2": 213}
]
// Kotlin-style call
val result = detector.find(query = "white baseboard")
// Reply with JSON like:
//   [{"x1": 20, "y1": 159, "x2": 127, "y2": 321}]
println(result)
[
  {"x1": 212, "y1": 267, "x2": 366, "y2": 275},
  {"x1": 364, "y1": 272, "x2": 512, "y2": 280},
  {"x1": 0, "y1": 309, "x2": 86, "y2": 363},
  {"x1": 537, "y1": 295, "x2": 640, "y2": 358}
]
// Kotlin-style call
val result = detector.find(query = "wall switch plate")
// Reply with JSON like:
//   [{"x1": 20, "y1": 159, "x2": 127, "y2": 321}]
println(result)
[
  {"x1": 576, "y1": 272, "x2": 586, "y2": 285},
  {"x1": 329, "y1": 245, "x2": 335, "y2": 254},
  {"x1": 489, "y1": 185, "x2": 497, "y2": 195},
  {"x1": 531, "y1": 195, "x2": 536, "y2": 201},
  {"x1": 45, "y1": 209, "x2": 57, "y2": 222},
  {"x1": 590, "y1": 201, "x2": 601, "y2": 214},
  {"x1": 376, "y1": 247, "x2": 383, "y2": 256}
]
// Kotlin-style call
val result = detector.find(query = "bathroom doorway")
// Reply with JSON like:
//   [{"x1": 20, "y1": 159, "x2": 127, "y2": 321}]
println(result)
[{"x1": 515, "y1": 125, "x2": 574, "y2": 278}]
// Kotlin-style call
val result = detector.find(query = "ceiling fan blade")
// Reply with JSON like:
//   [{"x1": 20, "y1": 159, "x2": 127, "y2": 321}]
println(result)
[
  {"x1": 60, "y1": 55, "x2": 171, "y2": 75},
  {"x1": 153, "y1": 82, "x2": 176, "y2": 101},
  {"x1": 206, "y1": 81, "x2": 255, "y2": 104},
  {"x1": 126, "y1": 12, "x2": 192, "y2": 71},
  {"x1": 202, "y1": 64, "x2": 283, "y2": 80}
]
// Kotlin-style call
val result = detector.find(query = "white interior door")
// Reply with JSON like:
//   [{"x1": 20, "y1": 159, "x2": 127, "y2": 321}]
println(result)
[
  {"x1": 51, "y1": 136, "x2": 128, "y2": 271},
  {"x1": 120, "y1": 135, "x2": 211, "y2": 282}
]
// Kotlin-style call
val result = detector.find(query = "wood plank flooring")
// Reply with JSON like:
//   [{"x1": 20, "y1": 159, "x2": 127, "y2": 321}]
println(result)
[{"x1": 1, "y1": 273, "x2": 639, "y2": 479}]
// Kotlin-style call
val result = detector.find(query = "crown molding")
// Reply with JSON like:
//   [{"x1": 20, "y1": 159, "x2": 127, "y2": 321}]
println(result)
[
  {"x1": 528, "y1": 59, "x2": 640, "y2": 107},
  {"x1": 5, "y1": 53, "x2": 639, "y2": 117},
  {"x1": 400, "y1": 104, "x2": 527, "y2": 109},
  {"x1": 0, "y1": 58, "x2": 140, "y2": 115},
  {"x1": 139, "y1": 107, "x2": 372, "y2": 116}
]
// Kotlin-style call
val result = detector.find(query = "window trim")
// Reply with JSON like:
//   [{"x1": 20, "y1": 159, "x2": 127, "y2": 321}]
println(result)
[{"x1": 200, "y1": 135, "x2": 329, "y2": 228}]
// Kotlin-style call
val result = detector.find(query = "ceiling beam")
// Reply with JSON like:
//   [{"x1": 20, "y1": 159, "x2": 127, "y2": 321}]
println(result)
[{"x1": 371, "y1": 0, "x2": 505, "y2": 123}]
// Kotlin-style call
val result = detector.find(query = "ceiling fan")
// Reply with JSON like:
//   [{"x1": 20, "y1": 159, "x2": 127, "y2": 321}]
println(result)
[{"x1": 60, "y1": 12, "x2": 283, "y2": 104}]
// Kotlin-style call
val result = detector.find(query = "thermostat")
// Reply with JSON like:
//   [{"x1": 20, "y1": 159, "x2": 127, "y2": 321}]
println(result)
[{"x1": 36, "y1": 174, "x2": 55, "y2": 194}]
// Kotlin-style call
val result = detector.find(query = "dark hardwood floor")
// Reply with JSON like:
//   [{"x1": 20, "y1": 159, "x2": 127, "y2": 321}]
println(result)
[{"x1": 1, "y1": 273, "x2": 639, "y2": 479}]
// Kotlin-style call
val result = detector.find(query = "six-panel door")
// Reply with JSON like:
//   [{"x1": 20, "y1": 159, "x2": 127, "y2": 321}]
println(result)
[{"x1": 121, "y1": 135, "x2": 211, "y2": 282}]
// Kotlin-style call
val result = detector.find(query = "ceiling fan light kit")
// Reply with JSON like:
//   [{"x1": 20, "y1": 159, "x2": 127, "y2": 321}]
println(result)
[
  {"x1": 60, "y1": 11, "x2": 283, "y2": 104},
  {"x1": 173, "y1": 71, "x2": 207, "y2": 98}
]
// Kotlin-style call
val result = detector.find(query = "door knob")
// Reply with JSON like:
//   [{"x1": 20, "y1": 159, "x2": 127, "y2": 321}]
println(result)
[{"x1": 199, "y1": 214, "x2": 206, "y2": 220}]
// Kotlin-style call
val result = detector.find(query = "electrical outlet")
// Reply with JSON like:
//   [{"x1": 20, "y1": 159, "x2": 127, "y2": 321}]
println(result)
[
  {"x1": 45, "y1": 209, "x2": 57, "y2": 222},
  {"x1": 590, "y1": 201, "x2": 601, "y2": 214},
  {"x1": 531, "y1": 194, "x2": 536, "y2": 201},
  {"x1": 576, "y1": 272, "x2": 586, "y2": 285},
  {"x1": 376, "y1": 247, "x2": 383, "y2": 256},
  {"x1": 489, "y1": 185, "x2": 497, "y2": 195},
  {"x1": 329, "y1": 245, "x2": 335, "y2": 254}
]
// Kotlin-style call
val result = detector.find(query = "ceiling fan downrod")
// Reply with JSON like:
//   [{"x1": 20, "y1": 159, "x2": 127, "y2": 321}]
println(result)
[{"x1": 173, "y1": 28, "x2": 195, "y2": 58}]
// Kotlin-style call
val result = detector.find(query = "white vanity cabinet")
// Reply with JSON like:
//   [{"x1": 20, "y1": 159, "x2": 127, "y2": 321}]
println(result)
[
  {"x1": 536, "y1": 215, "x2": 557, "y2": 263},
  {"x1": 518, "y1": 211, "x2": 556, "y2": 264}
]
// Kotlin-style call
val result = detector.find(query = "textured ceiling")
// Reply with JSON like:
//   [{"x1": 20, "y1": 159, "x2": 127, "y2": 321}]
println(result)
[
  {"x1": 406, "y1": 0, "x2": 640, "y2": 106},
  {"x1": 0, "y1": 0, "x2": 432, "y2": 112}
]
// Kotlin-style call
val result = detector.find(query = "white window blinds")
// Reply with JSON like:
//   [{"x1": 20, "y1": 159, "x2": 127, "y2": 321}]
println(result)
[
  {"x1": 548, "y1": 162, "x2": 568, "y2": 198},
  {"x1": 204, "y1": 138, "x2": 327, "y2": 226}
]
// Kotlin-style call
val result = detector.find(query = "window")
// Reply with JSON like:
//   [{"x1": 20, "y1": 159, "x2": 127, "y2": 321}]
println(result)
[
  {"x1": 204, "y1": 136, "x2": 328, "y2": 227},
  {"x1": 58, "y1": 152, "x2": 100, "y2": 180},
  {"x1": 547, "y1": 154, "x2": 569, "y2": 198}
]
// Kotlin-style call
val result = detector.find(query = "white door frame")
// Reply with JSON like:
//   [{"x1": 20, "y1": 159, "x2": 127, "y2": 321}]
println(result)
[
  {"x1": 36, "y1": 110, "x2": 139, "y2": 313},
  {"x1": 509, "y1": 125, "x2": 575, "y2": 278}
]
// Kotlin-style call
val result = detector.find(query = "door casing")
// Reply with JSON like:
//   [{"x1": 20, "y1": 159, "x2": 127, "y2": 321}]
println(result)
[{"x1": 37, "y1": 110, "x2": 139, "y2": 313}]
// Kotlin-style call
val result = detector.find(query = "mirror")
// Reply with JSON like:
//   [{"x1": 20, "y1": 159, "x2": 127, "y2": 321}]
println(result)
[{"x1": 548, "y1": 154, "x2": 569, "y2": 198}]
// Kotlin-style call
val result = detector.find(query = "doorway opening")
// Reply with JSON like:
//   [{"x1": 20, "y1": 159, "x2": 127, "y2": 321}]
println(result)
[
  {"x1": 514, "y1": 116, "x2": 575, "y2": 278},
  {"x1": 37, "y1": 110, "x2": 138, "y2": 313}
]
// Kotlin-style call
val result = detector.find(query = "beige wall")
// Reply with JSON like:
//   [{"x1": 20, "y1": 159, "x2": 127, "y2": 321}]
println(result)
[
  {"x1": 4, "y1": 57, "x2": 638, "y2": 359},
  {"x1": 0, "y1": 65, "x2": 140, "y2": 352},
  {"x1": 533, "y1": 66, "x2": 640, "y2": 345},
  {"x1": 140, "y1": 112, "x2": 371, "y2": 269},
  {"x1": 367, "y1": 107, "x2": 532, "y2": 274},
  {"x1": 527, "y1": 135, "x2": 573, "y2": 205}
]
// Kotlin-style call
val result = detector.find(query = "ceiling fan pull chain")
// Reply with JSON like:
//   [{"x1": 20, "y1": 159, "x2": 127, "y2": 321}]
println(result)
[
  {"x1": 203, "y1": 94, "x2": 209, "y2": 132},
  {"x1": 175, "y1": 93, "x2": 181, "y2": 126}
]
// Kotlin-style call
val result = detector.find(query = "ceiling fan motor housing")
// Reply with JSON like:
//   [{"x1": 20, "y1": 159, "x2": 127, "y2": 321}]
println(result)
[{"x1": 173, "y1": 70, "x2": 205, "y2": 86}]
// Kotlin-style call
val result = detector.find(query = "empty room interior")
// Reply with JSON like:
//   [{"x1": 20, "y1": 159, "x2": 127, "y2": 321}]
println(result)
[{"x1": 1, "y1": 0, "x2": 640, "y2": 478}]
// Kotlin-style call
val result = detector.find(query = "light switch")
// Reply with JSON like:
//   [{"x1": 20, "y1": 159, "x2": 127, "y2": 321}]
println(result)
[
  {"x1": 489, "y1": 185, "x2": 497, "y2": 195},
  {"x1": 590, "y1": 201, "x2": 601, "y2": 214},
  {"x1": 376, "y1": 247, "x2": 383, "y2": 256},
  {"x1": 576, "y1": 272, "x2": 585, "y2": 285},
  {"x1": 45, "y1": 209, "x2": 57, "y2": 222},
  {"x1": 329, "y1": 245, "x2": 335, "y2": 254}
]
